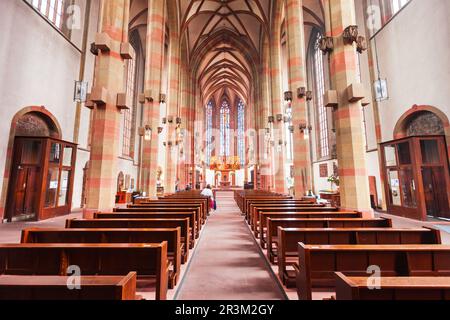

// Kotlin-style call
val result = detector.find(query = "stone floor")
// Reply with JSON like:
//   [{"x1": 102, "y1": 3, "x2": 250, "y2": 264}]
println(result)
[{"x1": 174, "y1": 191, "x2": 287, "y2": 300}]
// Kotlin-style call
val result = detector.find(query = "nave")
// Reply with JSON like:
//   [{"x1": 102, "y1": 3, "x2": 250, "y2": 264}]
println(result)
[{"x1": 0, "y1": 190, "x2": 449, "y2": 301}]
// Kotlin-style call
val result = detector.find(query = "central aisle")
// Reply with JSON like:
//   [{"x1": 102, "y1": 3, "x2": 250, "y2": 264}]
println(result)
[{"x1": 175, "y1": 191, "x2": 287, "y2": 300}]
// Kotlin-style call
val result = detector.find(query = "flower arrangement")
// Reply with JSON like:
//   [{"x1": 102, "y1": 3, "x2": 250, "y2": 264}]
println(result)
[{"x1": 327, "y1": 175, "x2": 340, "y2": 189}]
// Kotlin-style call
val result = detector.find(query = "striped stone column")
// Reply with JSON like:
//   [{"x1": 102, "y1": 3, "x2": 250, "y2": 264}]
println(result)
[
  {"x1": 84, "y1": 0, "x2": 130, "y2": 217},
  {"x1": 326, "y1": 0, "x2": 373, "y2": 216},
  {"x1": 260, "y1": 37, "x2": 272, "y2": 190},
  {"x1": 285, "y1": 0, "x2": 312, "y2": 198},
  {"x1": 269, "y1": 6, "x2": 287, "y2": 194},
  {"x1": 140, "y1": 0, "x2": 166, "y2": 198},
  {"x1": 165, "y1": 27, "x2": 181, "y2": 194}
]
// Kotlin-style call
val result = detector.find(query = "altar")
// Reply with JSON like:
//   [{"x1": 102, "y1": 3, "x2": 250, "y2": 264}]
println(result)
[{"x1": 210, "y1": 156, "x2": 241, "y2": 189}]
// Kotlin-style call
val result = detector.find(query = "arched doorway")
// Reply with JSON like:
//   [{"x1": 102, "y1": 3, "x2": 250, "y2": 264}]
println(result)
[
  {"x1": 3, "y1": 107, "x2": 77, "y2": 222},
  {"x1": 382, "y1": 106, "x2": 450, "y2": 220}
]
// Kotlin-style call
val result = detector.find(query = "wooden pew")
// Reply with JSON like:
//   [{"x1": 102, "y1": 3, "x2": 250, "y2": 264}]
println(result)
[
  {"x1": 134, "y1": 199, "x2": 208, "y2": 220},
  {"x1": 247, "y1": 201, "x2": 320, "y2": 222},
  {"x1": 243, "y1": 196, "x2": 292, "y2": 216},
  {"x1": 266, "y1": 218, "x2": 393, "y2": 262},
  {"x1": 95, "y1": 212, "x2": 197, "y2": 243},
  {"x1": 113, "y1": 207, "x2": 202, "y2": 234},
  {"x1": 21, "y1": 228, "x2": 182, "y2": 289},
  {"x1": 251, "y1": 206, "x2": 339, "y2": 234},
  {"x1": 335, "y1": 273, "x2": 450, "y2": 300},
  {"x1": 66, "y1": 218, "x2": 190, "y2": 263},
  {"x1": 0, "y1": 243, "x2": 169, "y2": 300},
  {"x1": 128, "y1": 203, "x2": 206, "y2": 224},
  {"x1": 0, "y1": 272, "x2": 138, "y2": 300},
  {"x1": 296, "y1": 244, "x2": 450, "y2": 300},
  {"x1": 256, "y1": 211, "x2": 361, "y2": 239},
  {"x1": 279, "y1": 227, "x2": 441, "y2": 287}
]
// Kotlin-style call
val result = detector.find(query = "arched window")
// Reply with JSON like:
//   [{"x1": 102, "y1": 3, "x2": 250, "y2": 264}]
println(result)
[
  {"x1": 285, "y1": 106, "x2": 294, "y2": 160},
  {"x1": 122, "y1": 54, "x2": 136, "y2": 157},
  {"x1": 237, "y1": 100, "x2": 245, "y2": 166},
  {"x1": 314, "y1": 33, "x2": 329, "y2": 158},
  {"x1": 206, "y1": 100, "x2": 213, "y2": 165},
  {"x1": 220, "y1": 100, "x2": 231, "y2": 157}
]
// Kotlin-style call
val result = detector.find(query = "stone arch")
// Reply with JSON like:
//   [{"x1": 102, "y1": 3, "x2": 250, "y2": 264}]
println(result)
[
  {"x1": 394, "y1": 105, "x2": 450, "y2": 162},
  {"x1": 0, "y1": 106, "x2": 62, "y2": 221}
]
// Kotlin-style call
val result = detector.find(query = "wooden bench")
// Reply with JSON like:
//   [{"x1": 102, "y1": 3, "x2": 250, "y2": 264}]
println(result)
[
  {"x1": 247, "y1": 201, "x2": 320, "y2": 221},
  {"x1": 113, "y1": 207, "x2": 203, "y2": 234},
  {"x1": 296, "y1": 244, "x2": 450, "y2": 300},
  {"x1": 279, "y1": 228, "x2": 441, "y2": 287},
  {"x1": 0, "y1": 243, "x2": 169, "y2": 300},
  {"x1": 256, "y1": 211, "x2": 361, "y2": 238},
  {"x1": 21, "y1": 228, "x2": 182, "y2": 289},
  {"x1": 66, "y1": 218, "x2": 190, "y2": 262},
  {"x1": 0, "y1": 272, "x2": 138, "y2": 300},
  {"x1": 135, "y1": 200, "x2": 208, "y2": 220},
  {"x1": 128, "y1": 203, "x2": 206, "y2": 224},
  {"x1": 335, "y1": 273, "x2": 450, "y2": 300},
  {"x1": 241, "y1": 196, "x2": 292, "y2": 215},
  {"x1": 266, "y1": 218, "x2": 393, "y2": 261},
  {"x1": 251, "y1": 206, "x2": 339, "y2": 233},
  {"x1": 95, "y1": 212, "x2": 198, "y2": 242}
]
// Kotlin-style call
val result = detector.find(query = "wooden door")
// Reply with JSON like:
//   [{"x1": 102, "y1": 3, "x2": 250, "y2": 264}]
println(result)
[
  {"x1": 13, "y1": 166, "x2": 39, "y2": 216},
  {"x1": 422, "y1": 166, "x2": 450, "y2": 219}
]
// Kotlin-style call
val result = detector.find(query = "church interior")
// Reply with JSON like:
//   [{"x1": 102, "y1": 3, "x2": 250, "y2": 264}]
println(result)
[{"x1": 0, "y1": 0, "x2": 450, "y2": 302}]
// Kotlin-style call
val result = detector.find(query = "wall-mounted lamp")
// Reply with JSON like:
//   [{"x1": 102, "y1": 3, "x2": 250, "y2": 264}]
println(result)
[{"x1": 144, "y1": 125, "x2": 152, "y2": 141}]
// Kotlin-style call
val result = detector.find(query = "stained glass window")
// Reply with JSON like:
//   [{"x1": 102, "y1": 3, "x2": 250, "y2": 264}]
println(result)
[
  {"x1": 206, "y1": 100, "x2": 213, "y2": 165},
  {"x1": 237, "y1": 100, "x2": 245, "y2": 166},
  {"x1": 314, "y1": 33, "x2": 329, "y2": 158},
  {"x1": 220, "y1": 100, "x2": 230, "y2": 157}
]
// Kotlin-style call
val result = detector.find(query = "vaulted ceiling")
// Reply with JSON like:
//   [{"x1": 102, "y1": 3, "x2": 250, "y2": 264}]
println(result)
[{"x1": 129, "y1": 0, "x2": 326, "y2": 109}]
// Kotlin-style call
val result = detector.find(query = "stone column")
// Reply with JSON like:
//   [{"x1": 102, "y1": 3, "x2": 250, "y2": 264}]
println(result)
[
  {"x1": 285, "y1": 0, "x2": 312, "y2": 198},
  {"x1": 326, "y1": 0, "x2": 373, "y2": 216},
  {"x1": 269, "y1": 20, "x2": 288, "y2": 194},
  {"x1": 140, "y1": 0, "x2": 166, "y2": 198},
  {"x1": 84, "y1": 0, "x2": 130, "y2": 217}
]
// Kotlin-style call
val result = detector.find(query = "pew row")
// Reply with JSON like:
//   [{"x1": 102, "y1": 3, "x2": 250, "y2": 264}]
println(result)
[
  {"x1": 296, "y1": 244, "x2": 450, "y2": 300},
  {"x1": 21, "y1": 228, "x2": 181, "y2": 289},
  {"x1": 266, "y1": 218, "x2": 393, "y2": 262},
  {"x1": 0, "y1": 243, "x2": 169, "y2": 300},
  {"x1": 334, "y1": 273, "x2": 450, "y2": 300},
  {"x1": 0, "y1": 272, "x2": 138, "y2": 300},
  {"x1": 66, "y1": 218, "x2": 190, "y2": 263},
  {"x1": 94, "y1": 212, "x2": 197, "y2": 244}
]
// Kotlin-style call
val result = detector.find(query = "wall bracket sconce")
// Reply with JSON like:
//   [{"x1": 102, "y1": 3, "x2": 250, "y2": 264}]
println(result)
[
  {"x1": 319, "y1": 36, "x2": 334, "y2": 54},
  {"x1": 343, "y1": 25, "x2": 359, "y2": 45},
  {"x1": 297, "y1": 87, "x2": 306, "y2": 99},
  {"x1": 268, "y1": 116, "x2": 275, "y2": 123},
  {"x1": 284, "y1": 91, "x2": 293, "y2": 102},
  {"x1": 299, "y1": 122, "x2": 313, "y2": 133},
  {"x1": 356, "y1": 36, "x2": 368, "y2": 54}
]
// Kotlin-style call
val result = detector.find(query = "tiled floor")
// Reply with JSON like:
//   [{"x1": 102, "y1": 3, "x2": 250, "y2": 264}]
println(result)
[{"x1": 175, "y1": 191, "x2": 287, "y2": 300}]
